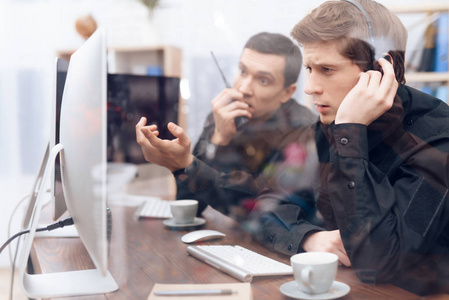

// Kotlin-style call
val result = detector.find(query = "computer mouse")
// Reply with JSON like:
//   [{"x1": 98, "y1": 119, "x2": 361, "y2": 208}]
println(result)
[{"x1": 181, "y1": 229, "x2": 226, "y2": 244}]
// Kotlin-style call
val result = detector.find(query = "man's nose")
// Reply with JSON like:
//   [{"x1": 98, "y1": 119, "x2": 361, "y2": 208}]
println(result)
[
  {"x1": 304, "y1": 73, "x2": 323, "y2": 95},
  {"x1": 236, "y1": 76, "x2": 253, "y2": 96}
]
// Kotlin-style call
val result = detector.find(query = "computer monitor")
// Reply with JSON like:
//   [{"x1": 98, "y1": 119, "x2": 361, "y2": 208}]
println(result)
[
  {"x1": 107, "y1": 74, "x2": 180, "y2": 164},
  {"x1": 18, "y1": 28, "x2": 118, "y2": 298},
  {"x1": 21, "y1": 58, "x2": 81, "y2": 239},
  {"x1": 49, "y1": 63, "x2": 180, "y2": 220},
  {"x1": 21, "y1": 59, "x2": 78, "y2": 238},
  {"x1": 21, "y1": 59, "x2": 67, "y2": 230},
  {"x1": 52, "y1": 57, "x2": 69, "y2": 221}
]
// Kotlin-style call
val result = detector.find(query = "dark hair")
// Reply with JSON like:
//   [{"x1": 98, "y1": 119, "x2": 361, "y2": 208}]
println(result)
[
  {"x1": 244, "y1": 32, "x2": 302, "y2": 87},
  {"x1": 291, "y1": 0, "x2": 407, "y2": 84}
]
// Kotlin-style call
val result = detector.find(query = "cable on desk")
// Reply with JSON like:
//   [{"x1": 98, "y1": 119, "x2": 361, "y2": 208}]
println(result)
[
  {"x1": 8, "y1": 194, "x2": 30, "y2": 265},
  {"x1": 9, "y1": 234, "x2": 21, "y2": 300},
  {"x1": 0, "y1": 216, "x2": 74, "y2": 255},
  {"x1": 6, "y1": 189, "x2": 55, "y2": 300},
  {"x1": 8, "y1": 189, "x2": 53, "y2": 265},
  {"x1": 7, "y1": 193, "x2": 30, "y2": 300}
]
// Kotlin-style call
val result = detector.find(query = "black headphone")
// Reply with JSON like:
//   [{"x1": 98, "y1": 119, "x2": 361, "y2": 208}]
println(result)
[
  {"x1": 340, "y1": 0, "x2": 392, "y2": 67},
  {"x1": 340, "y1": 0, "x2": 375, "y2": 44}
]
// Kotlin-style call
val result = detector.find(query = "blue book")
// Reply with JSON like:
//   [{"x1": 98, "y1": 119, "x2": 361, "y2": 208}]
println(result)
[
  {"x1": 419, "y1": 22, "x2": 437, "y2": 72},
  {"x1": 435, "y1": 85, "x2": 448, "y2": 104},
  {"x1": 420, "y1": 86, "x2": 435, "y2": 97},
  {"x1": 434, "y1": 13, "x2": 448, "y2": 72}
]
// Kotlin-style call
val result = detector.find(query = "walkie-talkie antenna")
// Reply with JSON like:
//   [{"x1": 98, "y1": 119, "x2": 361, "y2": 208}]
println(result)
[
  {"x1": 210, "y1": 51, "x2": 249, "y2": 129},
  {"x1": 211, "y1": 51, "x2": 231, "y2": 88}
]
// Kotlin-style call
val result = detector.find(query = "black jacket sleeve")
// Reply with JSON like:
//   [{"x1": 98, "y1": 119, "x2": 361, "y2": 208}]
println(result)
[
  {"x1": 253, "y1": 193, "x2": 325, "y2": 256},
  {"x1": 326, "y1": 122, "x2": 449, "y2": 294},
  {"x1": 175, "y1": 156, "x2": 267, "y2": 214}
]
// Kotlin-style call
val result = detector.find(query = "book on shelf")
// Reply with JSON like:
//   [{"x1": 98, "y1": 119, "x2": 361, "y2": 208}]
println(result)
[
  {"x1": 434, "y1": 13, "x2": 448, "y2": 72},
  {"x1": 418, "y1": 84, "x2": 448, "y2": 104},
  {"x1": 420, "y1": 85, "x2": 435, "y2": 97},
  {"x1": 399, "y1": 11, "x2": 448, "y2": 74},
  {"x1": 418, "y1": 20, "x2": 438, "y2": 72},
  {"x1": 403, "y1": 13, "x2": 435, "y2": 72},
  {"x1": 436, "y1": 85, "x2": 448, "y2": 104}
]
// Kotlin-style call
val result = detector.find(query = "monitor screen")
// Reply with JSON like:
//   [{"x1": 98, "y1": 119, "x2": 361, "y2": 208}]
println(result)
[
  {"x1": 107, "y1": 74, "x2": 180, "y2": 164},
  {"x1": 52, "y1": 57, "x2": 68, "y2": 221}
]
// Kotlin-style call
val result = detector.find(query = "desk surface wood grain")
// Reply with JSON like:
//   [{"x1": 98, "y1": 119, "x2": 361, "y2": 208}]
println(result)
[{"x1": 31, "y1": 205, "x2": 445, "y2": 300}]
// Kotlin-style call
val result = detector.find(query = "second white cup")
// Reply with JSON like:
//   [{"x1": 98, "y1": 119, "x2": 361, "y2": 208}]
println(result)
[
  {"x1": 290, "y1": 252, "x2": 338, "y2": 294},
  {"x1": 170, "y1": 200, "x2": 198, "y2": 224}
]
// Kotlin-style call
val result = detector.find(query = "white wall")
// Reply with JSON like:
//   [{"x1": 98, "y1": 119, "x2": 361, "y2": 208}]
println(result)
[{"x1": 0, "y1": 0, "x2": 447, "y2": 268}]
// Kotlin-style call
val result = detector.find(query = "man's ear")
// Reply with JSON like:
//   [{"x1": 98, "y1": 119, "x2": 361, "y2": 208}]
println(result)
[{"x1": 281, "y1": 84, "x2": 297, "y2": 103}]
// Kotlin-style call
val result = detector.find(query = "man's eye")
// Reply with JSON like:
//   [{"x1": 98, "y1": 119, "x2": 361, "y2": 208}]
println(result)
[
  {"x1": 322, "y1": 67, "x2": 333, "y2": 73},
  {"x1": 305, "y1": 66, "x2": 312, "y2": 73},
  {"x1": 260, "y1": 78, "x2": 268, "y2": 85}
]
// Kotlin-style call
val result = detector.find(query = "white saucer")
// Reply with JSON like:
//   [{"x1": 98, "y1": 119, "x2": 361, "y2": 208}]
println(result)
[
  {"x1": 280, "y1": 280, "x2": 350, "y2": 300},
  {"x1": 163, "y1": 217, "x2": 206, "y2": 228}
]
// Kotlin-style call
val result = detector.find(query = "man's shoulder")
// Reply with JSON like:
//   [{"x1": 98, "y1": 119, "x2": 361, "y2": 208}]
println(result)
[
  {"x1": 282, "y1": 98, "x2": 317, "y2": 125},
  {"x1": 401, "y1": 85, "x2": 449, "y2": 138},
  {"x1": 402, "y1": 85, "x2": 449, "y2": 111},
  {"x1": 284, "y1": 98, "x2": 313, "y2": 112}
]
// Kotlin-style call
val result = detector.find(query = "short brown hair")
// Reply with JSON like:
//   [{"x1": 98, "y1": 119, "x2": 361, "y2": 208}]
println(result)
[
  {"x1": 291, "y1": 0, "x2": 407, "y2": 84},
  {"x1": 244, "y1": 32, "x2": 302, "y2": 87}
]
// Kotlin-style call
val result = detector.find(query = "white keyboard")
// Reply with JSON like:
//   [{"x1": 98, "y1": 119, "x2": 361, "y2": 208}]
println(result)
[
  {"x1": 187, "y1": 245, "x2": 293, "y2": 282},
  {"x1": 134, "y1": 199, "x2": 172, "y2": 219}
]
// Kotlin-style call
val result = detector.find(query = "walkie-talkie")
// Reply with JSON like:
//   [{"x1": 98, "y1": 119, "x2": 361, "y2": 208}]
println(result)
[{"x1": 210, "y1": 51, "x2": 249, "y2": 129}]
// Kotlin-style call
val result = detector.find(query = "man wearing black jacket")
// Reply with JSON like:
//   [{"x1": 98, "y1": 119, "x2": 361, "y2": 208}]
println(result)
[
  {"x1": 136, "y1": 32, "x2": 317, "y2": 220},
  {"x1": 255, "y1": 0, "x2": 449, "y2": 295}
]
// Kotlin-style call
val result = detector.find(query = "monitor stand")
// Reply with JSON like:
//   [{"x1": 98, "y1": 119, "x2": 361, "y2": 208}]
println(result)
[
  {"x1": 18, "y1": 144, "x2": 118, "y2": 298},
  {"x1": 21, "y1": 269, "x2": 118, "y2": 298}
]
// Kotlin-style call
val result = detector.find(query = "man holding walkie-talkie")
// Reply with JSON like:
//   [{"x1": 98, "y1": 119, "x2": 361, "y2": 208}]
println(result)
[{"x1": 136, "y1": 32, "x2": 317, "y2": 221}]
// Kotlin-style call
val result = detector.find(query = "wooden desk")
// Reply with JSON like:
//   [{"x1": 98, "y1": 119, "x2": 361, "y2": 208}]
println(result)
[{"x1": 30, "y1": 205, "x2": 444, "y2": 299}]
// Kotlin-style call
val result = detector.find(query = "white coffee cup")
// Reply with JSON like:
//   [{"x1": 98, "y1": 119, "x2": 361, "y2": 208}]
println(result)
[
  {"x1": 170, "y1": 200, "x2": 198, "y2": 224},
  {"x1": 290, "y1": 252, "x2": 338, "y2": 294}
]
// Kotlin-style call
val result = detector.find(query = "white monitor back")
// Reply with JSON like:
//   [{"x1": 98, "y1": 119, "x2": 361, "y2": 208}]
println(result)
[
  {"x1": 59, "y1": 28, "x2": 108, "y2": 274},
  {"x1": 18, "y1": 28, "x2": 118, "y2": 298}
]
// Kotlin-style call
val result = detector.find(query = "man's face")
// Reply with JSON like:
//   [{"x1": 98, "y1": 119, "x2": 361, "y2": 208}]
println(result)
[
  {"x1": 233, "y1": 48, "x2": 295, "y2": 121},
  {"x1": 303, "y1": 41, "x2": 363, "y2": 125}
]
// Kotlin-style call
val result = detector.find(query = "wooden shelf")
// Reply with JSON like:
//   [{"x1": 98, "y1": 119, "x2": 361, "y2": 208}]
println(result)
[
  {"x1": 108, "y1": 45, "x2": 182, "y2": 78},
  {"x1": 56, "y1": 45, "x2": 182, "y2": 78},
  {"x1": 389, "y1": 3, "x2": 449, "y2": 14},
  {"x1": 405, "y1": 72, "x2": 449, "y2": 83}
]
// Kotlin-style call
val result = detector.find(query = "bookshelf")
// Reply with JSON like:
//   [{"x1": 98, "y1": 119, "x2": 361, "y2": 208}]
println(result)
[
  {"x1": 390, "y1": 3, "x2": 449, "y2": 103},
  {"x1": 56, "y1": 45, "x2": 182, "y2": 77},
  {"x1": 107, "y1": 45, "x2": 182, "y2": 77}
]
